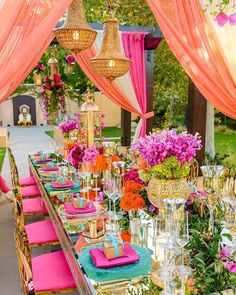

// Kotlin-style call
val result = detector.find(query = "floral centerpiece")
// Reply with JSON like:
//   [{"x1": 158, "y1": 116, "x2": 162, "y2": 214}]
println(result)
[
  {"x1": 131, "y1": 130, "x2": 202, "y2": 208},
  {"x1": 40, "y1": 73, "x2": 66, "y2": 121},
  {"x1": 58, "y1": 119, "x2": 79, "y2": 138}
]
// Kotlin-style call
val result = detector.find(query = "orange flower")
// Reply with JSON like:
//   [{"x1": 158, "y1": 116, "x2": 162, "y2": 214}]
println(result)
[
  {"x1": 80, "y1": 190, "x2": 96, "y2": 201},
  {"x1": 120, "y1": 192, "x2": 146, "y2": 212},
  {"x1": 121, "y1": 230, "x2": 131, "y2": 243},
  {"x1": 96, "y1": 154, "x2": 108, "y2": 171},
  {"x1": 112, "y1": 154, "x2": 120, "y2": 162},
  {"x1": 65, "y1": 142, "x2": 76, "y2": 151},
  {"x1": 123, "y1": 180, "x2": 144, "y2": 193}
]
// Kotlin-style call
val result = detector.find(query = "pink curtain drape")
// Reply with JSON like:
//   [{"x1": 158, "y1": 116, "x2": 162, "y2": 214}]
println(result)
[
  {"x1": 146, "y1": 0, "x2": 236, "y2": 119},
  {"x1": 122, "y1": 32, "x2": 152, "y2": 137},
  {"x1": 0, "y1": 0, "x2": 72, "y2": 103}
]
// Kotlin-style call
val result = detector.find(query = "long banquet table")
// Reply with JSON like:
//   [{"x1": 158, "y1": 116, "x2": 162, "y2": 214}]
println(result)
[
  {"x1": 29, "y1": 155, "x2": 96, "y2": 294},
  {"x1": 29, "y1": 155, "x2": 155, "y2": 295}
]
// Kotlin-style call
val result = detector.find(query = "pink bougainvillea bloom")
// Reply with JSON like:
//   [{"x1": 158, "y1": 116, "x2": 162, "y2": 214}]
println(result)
[
  {"x1": 214, "y1": 12, "x2": 228, "y2": 26},
  {"x1": 66, "y1": 54, "x2": 75, "y2": 64},
  {"x1": 219, "y1": 248, "x2": 230, "y2": 260},
  {"x1": 229, "y1": 13, "x2": 236, "y2": 25},
  {"x1": 225, "y1": 262, "x2": 236, "y2": 273}
]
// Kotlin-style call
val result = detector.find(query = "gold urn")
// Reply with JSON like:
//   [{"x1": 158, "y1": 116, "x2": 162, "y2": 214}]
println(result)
[{"x1": 147, "y1": 178, "x2": 190, "y2": 209}]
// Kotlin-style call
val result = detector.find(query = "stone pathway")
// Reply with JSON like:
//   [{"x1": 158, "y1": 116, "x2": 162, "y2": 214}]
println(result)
[
  {"x1": 0, "y1": 126, "x2": 77, "y2": 295},
  {"x1": 2, "y1": 125, "x2": 54, "y2": 187}
]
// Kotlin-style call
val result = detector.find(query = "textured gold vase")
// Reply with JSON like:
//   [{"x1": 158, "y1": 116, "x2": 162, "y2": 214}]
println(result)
[{"x1": 147, "y1": 178, "x2": 190, "y2": 208}]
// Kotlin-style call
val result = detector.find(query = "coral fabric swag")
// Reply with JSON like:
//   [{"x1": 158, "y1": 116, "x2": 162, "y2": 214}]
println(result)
[{"x1": 146, "y1": 0, "x2": 236, "y2": 119}]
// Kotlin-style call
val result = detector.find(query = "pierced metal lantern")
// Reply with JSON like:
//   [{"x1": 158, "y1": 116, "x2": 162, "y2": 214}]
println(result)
[
  {"x1": 90, "y1": 18, "x2": 131, "y2": 81},
  {"x1": 47, "y1": 56, "x2": 59, "y2": 79},
  {"x1": 78, "y1": 89, "x2": 102, "y2": 147},
  {"x1": 54, "y1": 0, "x2": 97, "y2": 53}
]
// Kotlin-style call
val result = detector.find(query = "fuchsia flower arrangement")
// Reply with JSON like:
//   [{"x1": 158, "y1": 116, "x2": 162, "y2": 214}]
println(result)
[
  {"x1": 65, "y1": 55, "x2": 75, "y2": 64},
  {"x1": 124, "y1": 168, "x2": 145, "y2": 185},
  {"x1": 219, "y1": 247, "x2": 236, "y2": 273},
  {"x1": 58, "y1": 120, "x2": 78, "y2": 136},
  {"x1": 82, "y1": 146, "x2": 99, "y2": 163},
  {"x1": 131, "y1": 130, "x2": 201, "y2": 180},
  {"x1": 40, "y1": 73, "x2": 66, "y2": 119},
  {"x1": 215, "y1": 12, "x2": 236, "y2": 26},
  {"x1": 67, "y1": 144, "x2": 85, "y2": 169},
  {"x1": 131, "y1": 130, "x2": 201, "y2": 167}
]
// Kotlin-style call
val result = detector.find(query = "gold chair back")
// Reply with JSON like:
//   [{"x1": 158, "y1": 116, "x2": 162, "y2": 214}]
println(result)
[
  {"x1": 188, "y1": 158, "x2": 199, "y2": 186},
  {"x1": 8, "y1": 147, "x2": 20, "y2": 191},
  {"x1": 12, "y1": 197, "x2": 25, "y2": 230},
  {"x1": 14, "y1": 228, "x2": 33, "y2": 295}
]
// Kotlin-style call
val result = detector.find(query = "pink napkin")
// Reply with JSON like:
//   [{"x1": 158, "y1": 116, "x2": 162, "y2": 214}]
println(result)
[
  {"x1": 51, "y1": 181, "x2": 74, "y2": 188},
  {"x1": 64, "y1": 202, "x2": 96, "y2": 214},
  {"x1": 89, "y1": 243, "x2": 139, "y2": 268},
  {"x1": 35, "y1": 158, "x2": 52, "y2": 163},
  {"x1": 41, "y1": 166, "x2": 59, "y2": 172}
]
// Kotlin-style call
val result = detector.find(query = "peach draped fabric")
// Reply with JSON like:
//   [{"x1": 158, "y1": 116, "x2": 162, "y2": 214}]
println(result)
[
  {"x1": 146, "y1": 0, "x2": 236, "y2": 119},
  {"x1": 0, "y1": 0, "x2": 72, "y2": 103}
]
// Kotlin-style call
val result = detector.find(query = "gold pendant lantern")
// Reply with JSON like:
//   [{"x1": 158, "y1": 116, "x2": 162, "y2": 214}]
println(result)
[
  {"x1": 48, "y1": 56, "x2": 59, "y2": 79},
  {"x1": 54, "y1": 0, "x2": 97, "y2": 53},
  {"x1": 90, "y1": 19, "x2": 131, "y2": 81}
]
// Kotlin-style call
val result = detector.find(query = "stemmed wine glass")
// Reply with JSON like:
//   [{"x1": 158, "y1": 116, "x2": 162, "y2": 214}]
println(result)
[
  {"x1": 175, "y1": 211, "x2": 191, "y2": 295},
  {"x1": 77, "y1": 162, "x2": 90, "y2": 195},
  {"x1": 156, "y1": 217, "x2": 175, "y2": 295},
  {"x1": 103, "y1": 171, "x2": 115, "y2": 220},
  {"x1": 91, "y1": 160, "x2": 100, "y2": 193}
]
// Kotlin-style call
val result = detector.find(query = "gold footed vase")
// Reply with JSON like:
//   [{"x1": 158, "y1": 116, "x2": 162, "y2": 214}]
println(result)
[{"x1": 147, "y1": 178, "x2": 190, "y2": 209}]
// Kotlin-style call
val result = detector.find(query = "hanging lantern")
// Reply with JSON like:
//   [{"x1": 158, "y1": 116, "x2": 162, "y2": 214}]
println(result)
[
  {"x1": 90, "y1": 19, "x2": 131, "y2": 81},
  {"x1": 33, "y1": 73, "x2": 42, "y2": 86},
  {"x1": 54, "y1": 0, "x2": 97, "y2": 53},
  {"x1": 48, "y1": 56, "x2": 59, "y2": 79}
]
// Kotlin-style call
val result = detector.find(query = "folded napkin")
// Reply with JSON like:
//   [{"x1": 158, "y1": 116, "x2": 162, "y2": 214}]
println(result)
[
  {"x1": 34, "y1": 158, "x2": 52, "y2": 163},
  {"x1": 89, "y1": 243, "x2": 139, "y2": 268},
  {"x1": 41, "y1": 166, "x2": 59, "y2": 172},
  {"x1": 64, "y1": 201, "x2": 96, "y2": 214},
  {"x1": 51, "y1": 180, "x2": 74, "y2": 188}
]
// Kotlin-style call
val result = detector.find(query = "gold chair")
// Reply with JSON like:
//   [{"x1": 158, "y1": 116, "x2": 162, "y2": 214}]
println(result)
[
  {"x1": 13, "y1": 198, "x2": 59, "y2": 249},
  {"x1": 188, "y1": 158, "x2": 199, "y2": 186},
  {"x1": 14, "y1": 228, "x2": 76, "y2": 295},
  {"x1": 8, "y1": 148, "x2": 41, "y2": 199}
]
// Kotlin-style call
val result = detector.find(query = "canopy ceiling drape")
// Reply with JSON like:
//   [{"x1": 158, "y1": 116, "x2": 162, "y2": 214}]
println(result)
[
  {"x1": 146, "y1": 0, "x2": 236, "y2": 119},
  {"x1": 0, "y1": 0, "x2": 72, "y2": 103}
]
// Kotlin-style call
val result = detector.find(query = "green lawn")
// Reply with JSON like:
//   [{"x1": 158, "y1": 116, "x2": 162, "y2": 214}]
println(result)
[
  {"x1": 215, "y1": 133, "x2": 236, "y2": 166},
  {"x1": 0, "y1": 148, "x2": 6, "y2": 172},
  {"x1": 45, "y1": 130, "x2": 54, "y2": 139}
]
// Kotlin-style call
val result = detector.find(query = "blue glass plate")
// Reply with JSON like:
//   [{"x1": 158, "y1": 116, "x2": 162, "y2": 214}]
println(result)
[
  {"x1": 44, "y1": 181, "x2": 81, "y2": 193},
  {"x1": 78, "y1": 244, "x2": 151, "y2": 282}
]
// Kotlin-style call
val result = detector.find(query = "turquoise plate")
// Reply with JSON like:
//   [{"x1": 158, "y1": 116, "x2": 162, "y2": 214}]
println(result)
[{"x1": 78, "y1": 244, "x2": 151, "y2": 282}]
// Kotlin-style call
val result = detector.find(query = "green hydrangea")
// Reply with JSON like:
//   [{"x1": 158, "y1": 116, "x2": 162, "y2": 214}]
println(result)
[
  {"x1": 139, "y1": 169, "x2": 151, "y2": 182},
  {"x1": 151, "y1": 155, "x2": 190, "y2": 180}
]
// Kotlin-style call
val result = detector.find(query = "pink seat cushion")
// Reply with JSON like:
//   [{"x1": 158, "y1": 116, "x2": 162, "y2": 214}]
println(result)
[
  {"x1": 19, "y1": 176, "x2": 36, "y2": 187},
  {"x1": 21, "y1": 185, "x2": 41, "y2": 199},
  {"x1": 22, "y1": 198, "x2": 42, "y2": 214},
  {"x1": 32, "y1": 250, "x2": 76, "y2": 292},
  {"x1": 25, "y1": 219, "x2": 58, "y2": 245}
]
